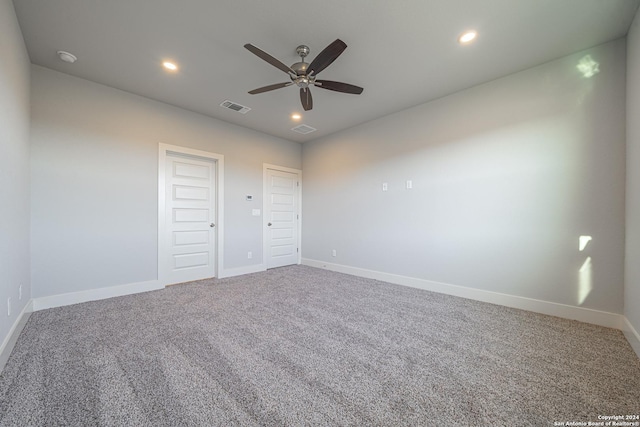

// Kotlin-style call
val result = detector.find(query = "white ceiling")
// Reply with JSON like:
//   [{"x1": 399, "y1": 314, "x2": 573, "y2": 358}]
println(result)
[{"x1": 13, "y1": 0, "x2": 640, "y2": 143}]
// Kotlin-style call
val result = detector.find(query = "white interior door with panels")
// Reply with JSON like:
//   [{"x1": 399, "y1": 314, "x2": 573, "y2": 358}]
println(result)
[
  {"x1": 263, "y1": 165, "x2": 301, "y2": 269},
  {"x1": 159, "y1": 144, "x2": 224, "y2": 285}
]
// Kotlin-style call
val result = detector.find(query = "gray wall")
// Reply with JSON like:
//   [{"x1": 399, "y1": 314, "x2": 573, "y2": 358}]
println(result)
[
  {"x1": 30, "y1": 66, "x2": 301, "y2": 298},
  {"x1": 626, "y1": 9, "x2": 640, "y2": 335},
  {"x1": 302, "y1": 39, "x2": 627, "y2": 314},
  {"x1": 0, "y1": 0, "x2": 31, "y2": 345}
]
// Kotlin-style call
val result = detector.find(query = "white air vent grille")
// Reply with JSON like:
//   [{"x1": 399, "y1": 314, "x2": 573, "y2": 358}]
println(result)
[
  {"x1": 220, "y1": 100, "x2": 251, "y2": 114},
  {"x1": 291, "y1": 124, "x2": 317, "y2": 134}
]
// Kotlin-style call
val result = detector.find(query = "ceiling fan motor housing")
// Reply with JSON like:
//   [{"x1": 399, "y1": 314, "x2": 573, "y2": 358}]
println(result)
[
  {"x1": 291, "y1": 61, "x2": 313, "y2": 88},
  {"x1": 291, "y1": 61, "x2": 309, "y2": 76}
]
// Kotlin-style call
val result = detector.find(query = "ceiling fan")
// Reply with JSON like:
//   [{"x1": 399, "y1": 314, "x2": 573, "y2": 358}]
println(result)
[{"x1": 244, "y1": 39, "x2": 364, "y2": 111}]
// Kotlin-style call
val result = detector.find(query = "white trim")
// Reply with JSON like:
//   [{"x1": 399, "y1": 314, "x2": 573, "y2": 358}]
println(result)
[
  {"x1": 0, "y1": 300, "x2": 33, "y2": 374},
  {"x1": 219, "y1": 264, "x2": 266, "y2": 279},
  {"x1": 32, "y1": 280, "x2": 162, "y2": 311},
  {"x1": 263, "y1": 164, "x2": 302, "y2": 269},
  {"x1": 302, "y1": 258, "x2": 624, "y2": 330},
  {"x1": 263, "y1": 163, "x2": 302, "y2": 175},
  {"x1": 622, "y1": 317, "x2": 640, "y2": 358},
  {"x1": 158, "y1": 143, "x2": 225, "y2": 285}
]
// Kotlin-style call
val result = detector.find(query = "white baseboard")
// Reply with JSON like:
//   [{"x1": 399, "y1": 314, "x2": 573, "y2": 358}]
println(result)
[
  {"x1": 219, "y1": 264, "x2": 266, "y2": 279},
  {"x1": 622, "y1": 317, "x2": 640, "y2": 358},
  {"x1": 302, "y1": 258, "x2": 623, "y2": 330},
  {"x1": 0, "y1": 299, "x2": 33, "y2": 374},
  {"x1": 32, "y1": 279, "x2": 163, "y2": 311},
  {"x1": 31, "y1": 263, "x2": 271, "y2": 312}
]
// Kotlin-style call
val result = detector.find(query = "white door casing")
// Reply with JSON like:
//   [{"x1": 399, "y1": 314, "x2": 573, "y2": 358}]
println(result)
[
  {"x1": 159, "y1": 144, "x2": 224, "y2": 285},
  {"x1": 263, "y1": 165, "x2": 301, "y2": 269}
]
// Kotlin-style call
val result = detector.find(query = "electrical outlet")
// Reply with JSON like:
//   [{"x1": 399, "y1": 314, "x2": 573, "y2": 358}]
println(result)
[
  {"x1": 7, "y1": 297, "x2": 11, "y2": 317},
  {"x1": 248, "y1": 251, "x2": 252, "y2": 259},
  {"x1": 332, "y1": 249, "x2": 337, "y2": 257}
]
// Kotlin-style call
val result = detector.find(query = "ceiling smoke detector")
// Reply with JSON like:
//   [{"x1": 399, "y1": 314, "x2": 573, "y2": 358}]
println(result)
[{"x1": 57, "y1": 51, "x2": 77, "y2": 63}]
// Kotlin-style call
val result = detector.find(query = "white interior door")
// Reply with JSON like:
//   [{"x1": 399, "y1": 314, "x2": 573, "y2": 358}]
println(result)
[
  {"x1": 266, "y1": 168, "x2": 299, "y2": 269},
  {"x1": 164, "y1": 154, "x2": 216, "y2": 284}
]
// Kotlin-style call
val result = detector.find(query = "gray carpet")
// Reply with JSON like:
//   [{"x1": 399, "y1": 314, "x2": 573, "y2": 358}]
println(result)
[{"x1": 0, "y1": 265, "x2": 638, "y2": 426}]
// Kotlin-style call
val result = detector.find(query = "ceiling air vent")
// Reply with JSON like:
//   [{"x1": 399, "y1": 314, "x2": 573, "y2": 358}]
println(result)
[
  {"x1": 291, "y1": 124, "x2": 317, "y2": 134},
  {"x1": 220, "y1": 100, "x2": 251, "y2": 114}
]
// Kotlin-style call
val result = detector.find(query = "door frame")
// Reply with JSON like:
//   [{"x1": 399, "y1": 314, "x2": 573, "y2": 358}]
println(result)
[
  {"x1": 158, "y1": 143, "x2": 225, "y2": 286},
  {"x1": 263, "y1": 163, "x2": 302, "y2": 268}
]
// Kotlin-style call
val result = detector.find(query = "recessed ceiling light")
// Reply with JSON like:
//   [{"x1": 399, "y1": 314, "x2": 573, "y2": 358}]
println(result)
[
  {"x1": 57, "y1": 50, "x2": 77, "y2": 63},
  {"x1": 458, "y1": 30, "x2": 477, "y2": 45},
  {"x1": 163, "y1": 61, "x2": 178, "y2": 71},
  {"x1": 291, "y1": 113, "x2": 301, "y2": 120}
]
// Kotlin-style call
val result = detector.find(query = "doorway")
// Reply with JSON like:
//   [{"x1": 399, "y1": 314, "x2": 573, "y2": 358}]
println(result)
[
  {"x1": 159, "y1": 144, "x2": 224, "y2": 285},
  {"x1": 263, "y1": 164, "x2": 302, "y2": 269}
]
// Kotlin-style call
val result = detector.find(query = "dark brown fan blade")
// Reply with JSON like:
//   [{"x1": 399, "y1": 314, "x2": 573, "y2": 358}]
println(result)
[
  {"x1": 307, "y1": 39, "x2": 347, "y2": 76},
  {"x1": 314, "y1": 80, "x2": 364, "y2": 94},
  {"x1": 300, "y1": 87, "x2": 313, "y2": 111},
  {"x1": 248, "y1": 82, "x2": 293, "y2": 94},
  {"x1": 244, "y1": 44, "x2": 296, "y2": 75}
]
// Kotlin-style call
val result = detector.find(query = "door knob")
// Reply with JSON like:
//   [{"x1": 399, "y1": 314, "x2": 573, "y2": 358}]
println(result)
[
  {"x1": 267, "y1": 222, "x2": 272, "y2": 226},
  {"x1": 210, "y1": 223, "x2": 215, "y2": 227}
]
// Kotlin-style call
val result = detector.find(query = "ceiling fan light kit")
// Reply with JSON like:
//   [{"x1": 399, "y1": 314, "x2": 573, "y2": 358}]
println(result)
[{"x1": 244, "y1": 39, "x2": 364, "y2": 111}]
